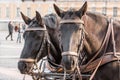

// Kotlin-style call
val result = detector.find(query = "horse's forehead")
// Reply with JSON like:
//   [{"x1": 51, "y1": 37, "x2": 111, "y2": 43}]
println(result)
[
  {"x1": 66, "y1": 10, "x2": 75, "y2": 15},
  {"x1": 67, "y1": 8, "x2": 77, "y2": 14},
  {"x1": 29, "y1": 18, "x2": 36, "y2": 25},
  {"x1": 63, "y1": 9, "x2": 78, "y2": 19}
]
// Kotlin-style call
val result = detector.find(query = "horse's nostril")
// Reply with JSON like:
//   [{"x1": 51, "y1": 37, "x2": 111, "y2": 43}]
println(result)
[
  {"x1": 18, "y1": 61, "x2": 27, "y2": 74},
  {"x1": 24, "y1": 63, "x2": 27, "y2": 69}
]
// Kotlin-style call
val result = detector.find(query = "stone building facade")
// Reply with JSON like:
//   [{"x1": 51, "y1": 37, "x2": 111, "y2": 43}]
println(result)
[{"x1": 0, "y1": 0, "x2": 120, "y2": 30}]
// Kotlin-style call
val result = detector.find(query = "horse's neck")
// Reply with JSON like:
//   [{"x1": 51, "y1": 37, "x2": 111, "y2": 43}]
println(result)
[
  {"x1": 48, "y1": 28, "x2": 62, "y2": 64},
  {"x1": 83, "y1": 12, "x2": 108, "y2": 59}
]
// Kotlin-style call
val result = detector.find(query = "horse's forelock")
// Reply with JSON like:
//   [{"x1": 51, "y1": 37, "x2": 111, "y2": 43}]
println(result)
[
  {"x1": 44, "y1": 13, "x2": 59, "y2": 29},
  {"x1": 63, "y1": 9, "x2": 78, "y2": 19}
]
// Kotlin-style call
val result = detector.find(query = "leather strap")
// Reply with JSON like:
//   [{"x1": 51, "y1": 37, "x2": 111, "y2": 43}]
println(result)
[
  {"x1": 19, "y1": 58, "x2": 35, "y2": 62},
  {"x1": 60, "y1": 19, "x2": 84, "y2": 24},
  {"x1": 25, "y1": 24, "x2": 47, "y2": 31},
  {"x1": 80, "y1": 52, "x2": 120, "y2": 73},
  {"x1": 62, "y1": 51, "x2": 78, "y2": 57},
  {"x1": 83, "y1": 18, "x2": 112, "y2": 70}
]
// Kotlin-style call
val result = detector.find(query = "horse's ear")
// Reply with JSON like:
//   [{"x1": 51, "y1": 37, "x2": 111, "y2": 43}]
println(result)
[
  {"x1": 20, "y1": 12, "x2": 31, "y2": 25},
  {"x1": 36, "y1": 11, "x2": 42, "y2": 24},
  {"x1": 77, "y1": 1, "x2": 87, "y2": 17},
  {"x1": 53, "y1": 4, "x2": 64, "y2": 18}
]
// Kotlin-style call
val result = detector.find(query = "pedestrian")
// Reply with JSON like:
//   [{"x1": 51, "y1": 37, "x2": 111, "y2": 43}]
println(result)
[
  {"x1": 17, "y1": 24, "x2": 21, "y2": 43},
  {"x1": 5, "y1": 21, "x2": 14, "y2": 41},
  {"x1": 14, "y1": 25, "x2": 18, "y2": 32},
  {"x1": 22, "y1": 24, "x2": 26, "y2": 33}
]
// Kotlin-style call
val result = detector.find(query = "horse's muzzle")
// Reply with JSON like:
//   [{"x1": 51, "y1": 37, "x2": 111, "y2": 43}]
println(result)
[
  {"x1": 61, "y1": 51, "x2": 78, "y2": 72},
  {"x1": 18, "y1": 61, "x2": 28, "y2": 74}
]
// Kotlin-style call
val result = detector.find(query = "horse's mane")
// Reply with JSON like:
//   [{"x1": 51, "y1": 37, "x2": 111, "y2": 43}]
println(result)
[
  {"x1": 86, "y1": 11, "x2": 108, "y2": 26},
  {"x1": 43, "y1": 13, "x2": 62, "y2": 65},
  {"x1": 43, "y1": 13, "x2": 60, "y2": 29},
  {"x1": 86, "y1": 11, "x2": 120, "y2": 29},
  {"x1": 86, "y1": 11, "x2": 107, "y2": 19}
]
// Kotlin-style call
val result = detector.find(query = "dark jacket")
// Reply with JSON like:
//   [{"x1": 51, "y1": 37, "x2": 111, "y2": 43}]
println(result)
[{"x1": 8, "y1": 22, "x2": 13, "y2": 33}]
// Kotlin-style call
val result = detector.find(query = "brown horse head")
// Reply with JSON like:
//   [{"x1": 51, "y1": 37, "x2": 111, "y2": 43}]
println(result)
[{"x1": 54, "y1": 2, "x2": 87, "y2": 72}]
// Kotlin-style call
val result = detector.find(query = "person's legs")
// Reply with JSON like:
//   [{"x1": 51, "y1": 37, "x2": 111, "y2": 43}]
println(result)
[
  {"x1": 6, "y1": 34, "x2": 10, "y2": 40},
  {"x1": 10, "y1": 33, "x2": 13, "y2": 41},
  {"x1": 17, "y1": 33, "x2": 19, "y2": 43},
  {"x1": 17, "y1": 33, "x2": 21, "y2": 43},
  {"x1": 19, "y1": 34, "x2": 21, "y2": 43},
  {"x1": 19, "y1": 33, "x2": 21, "y2": 43}
]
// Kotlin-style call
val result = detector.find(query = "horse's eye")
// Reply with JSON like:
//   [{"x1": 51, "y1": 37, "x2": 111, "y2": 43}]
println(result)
[
  {"x1": 58, "y1": 33, "x2": 61, "y2": 37},
  {"x1": 58, "y1": 32, "x2": 62, "y2": 41}
]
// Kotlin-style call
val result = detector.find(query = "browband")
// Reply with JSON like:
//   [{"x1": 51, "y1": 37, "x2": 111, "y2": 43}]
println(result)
[
  {"x1": 60, "y1": 19, "x2": 84, "y2": 24},
  {"x1": 25, "y1": 24, "x2": 47, "y2": 31},
  {"x1": 25, "y1": 27, "x2": 47, "y2": 31}
]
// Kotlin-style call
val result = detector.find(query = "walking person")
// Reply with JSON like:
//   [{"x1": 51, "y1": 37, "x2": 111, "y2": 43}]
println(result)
[
  {"x1": 17, "y1": 24, "x2": 21, "y2": 43},
  {"x1": 14, "y1": 25, "x2": 18, "y2": 32},
  {"x1": 22, "y1": 24, "x2": 26, "y2": 33},
  {"x1": 5, "y1": 21, "x2": 14, "y2": 41}
]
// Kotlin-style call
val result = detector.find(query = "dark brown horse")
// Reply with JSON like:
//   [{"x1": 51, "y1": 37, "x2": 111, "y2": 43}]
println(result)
[
  {"x1": 54, "y1": 2, "x2": 120, "y2": 80},
  {"x1": 18, "y1": 11, "x2": 62, "y2": 74}
]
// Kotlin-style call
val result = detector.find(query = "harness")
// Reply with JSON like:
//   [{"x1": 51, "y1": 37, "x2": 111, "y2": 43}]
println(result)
[
  {"x1": 59, "y1": 18, "x2": 120, "y2": 80},
  {"x1": 19, "y1": 17, "x2": 120, "y2": 80},
  {"x1": 80, "y1": 18, "x2": 120, "y2": 80},
  {"x1": 19, "y1": 24, "x2": 63, "y2": 80},
  {"x1": 19, "y1": 24, "x2": 52, "y2": 80},
  {"x1": 20, "y1": 24, "x2": 48, "y2": 63}
]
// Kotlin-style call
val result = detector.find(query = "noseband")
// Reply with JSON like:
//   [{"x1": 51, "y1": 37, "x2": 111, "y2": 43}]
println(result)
[
  {"x1": 19, "y1": 24, "x2": 49, "y2": 63},
  {"x1": 60, "y1": 19, "x2": 85, "y2": 57}
]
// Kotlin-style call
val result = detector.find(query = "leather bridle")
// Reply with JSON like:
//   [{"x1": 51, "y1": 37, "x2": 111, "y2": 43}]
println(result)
[
  {"x1": 19, "y1": 22, "x2": 62, "y2": 80},
  {"x1": 60, "y1": 19, "x2": 85, "y2": 58},
  {"x1": 59, "y1": 19, "x2": 85, "y2": 80},
  {"x1": 19, "y1": 24, "x2": 49, "y2": 63}
]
